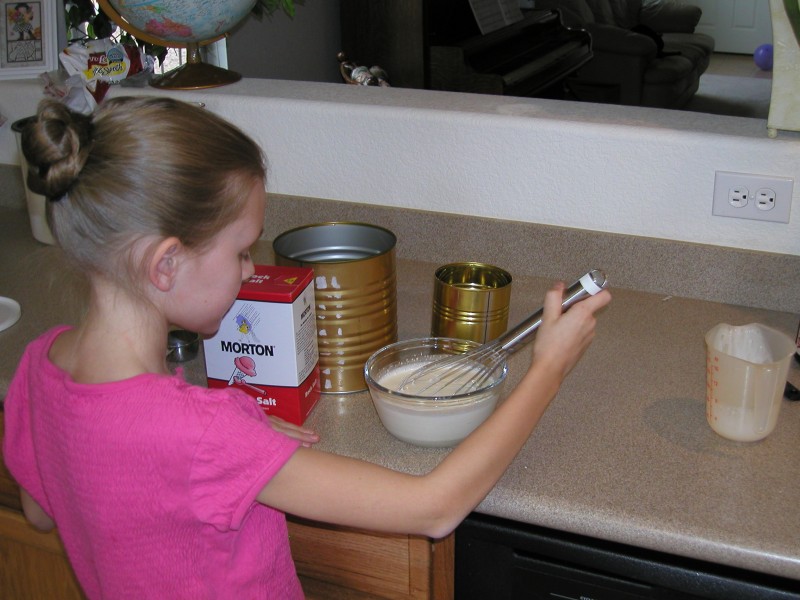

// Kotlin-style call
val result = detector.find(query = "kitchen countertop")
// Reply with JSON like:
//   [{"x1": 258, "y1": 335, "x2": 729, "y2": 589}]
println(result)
[{"x1": 1, "y1": 206, "x2": 799, "y2": 583}]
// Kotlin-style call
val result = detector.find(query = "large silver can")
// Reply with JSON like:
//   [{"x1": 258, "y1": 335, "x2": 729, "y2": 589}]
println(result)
[
  {"x1": 431, "y1": 262, "x2": 512, "y2": 344},
  {"x1": 273, "y1": 222, "x2": 397, "y2": 393}
]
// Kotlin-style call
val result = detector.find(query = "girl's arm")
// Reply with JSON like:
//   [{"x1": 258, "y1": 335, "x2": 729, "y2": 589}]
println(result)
[
  {"x1": 259, "y1": 283, "x2": 611, "y2": 539},
  {"x1": 20, "y1": 487, "x2": 55, "y2": 532}
]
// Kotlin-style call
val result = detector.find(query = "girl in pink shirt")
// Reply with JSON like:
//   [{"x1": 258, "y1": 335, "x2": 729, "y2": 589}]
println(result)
[{"x1": 4, "y1": 96, "x2": 610, "y2": 598}]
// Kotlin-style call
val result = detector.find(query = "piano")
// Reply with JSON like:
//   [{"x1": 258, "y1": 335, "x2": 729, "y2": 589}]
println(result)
[
  {"x1": 340, "y1": 0, "x2": 592, "y2": 98},
  {"x1": 428, "y1": 6, "x2": 593, "y2": 97}
]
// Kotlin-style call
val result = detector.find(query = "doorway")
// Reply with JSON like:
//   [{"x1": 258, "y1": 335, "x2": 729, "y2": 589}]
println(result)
[{"x1": 694, "y1": 0, "x2": 773, "y2": 54}]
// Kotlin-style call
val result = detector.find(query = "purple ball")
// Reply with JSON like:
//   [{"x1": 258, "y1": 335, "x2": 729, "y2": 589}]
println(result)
[{"x1": 754, "y1": 44, "x2": 773, "y2": 71}]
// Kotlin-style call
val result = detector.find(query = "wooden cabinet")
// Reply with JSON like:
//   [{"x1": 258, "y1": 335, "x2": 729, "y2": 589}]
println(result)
[
  {"x1": 0, "y1": 507, "x2": 452, "y2": 600},
  {"x1": 288, "y1": 517, "x2": 453, "y2": 599},
  {"x1": 0, "y1": 421, "x2": 86, "y2": 599},
  {"x1": 0, "y1": 420, "x2": 453, "y2": 599},
  {"x1": 0, "y1": 507, "x2": 85, "y2": 600}
]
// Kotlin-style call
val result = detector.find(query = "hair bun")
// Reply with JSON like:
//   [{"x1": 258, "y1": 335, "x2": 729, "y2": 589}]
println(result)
[{"x1": 21, "y1": 101, "x2": 93, "y2": 200}]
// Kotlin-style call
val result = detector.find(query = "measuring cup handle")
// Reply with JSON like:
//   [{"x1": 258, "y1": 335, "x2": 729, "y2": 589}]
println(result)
[{"x1": 754, "y1": 366, "x2": 782, "y2": 434}]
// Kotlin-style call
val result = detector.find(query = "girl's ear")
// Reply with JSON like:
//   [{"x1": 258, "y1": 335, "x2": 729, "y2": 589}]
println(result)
[{"x1": 149, "y1": 237, "x2": 182, "y2": 292}]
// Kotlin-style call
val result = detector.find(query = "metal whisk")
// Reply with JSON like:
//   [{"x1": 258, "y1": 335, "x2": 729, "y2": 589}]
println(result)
[{"x1": 399, "y1": 270, "x2": 608, "y2": 397}]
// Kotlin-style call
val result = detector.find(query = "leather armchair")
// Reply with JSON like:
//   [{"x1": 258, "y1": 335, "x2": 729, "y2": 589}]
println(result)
[{"x1": 535, "y1": 0, "x2": 715, "y2": 108}]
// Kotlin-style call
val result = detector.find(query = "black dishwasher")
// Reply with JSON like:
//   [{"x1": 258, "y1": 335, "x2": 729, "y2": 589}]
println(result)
[{"x1": 455, "y1": 513, "x2": 800, "y2": 600}]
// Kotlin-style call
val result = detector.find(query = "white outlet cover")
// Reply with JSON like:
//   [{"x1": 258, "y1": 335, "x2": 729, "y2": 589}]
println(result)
[{"x1": 713, "y1": 171, "x2": 793, "y2": 223}]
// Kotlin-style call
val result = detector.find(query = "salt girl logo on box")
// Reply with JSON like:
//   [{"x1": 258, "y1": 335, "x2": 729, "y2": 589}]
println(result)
[{"x1": 219, "y1": 304, "x2": 276, "y2": 403}]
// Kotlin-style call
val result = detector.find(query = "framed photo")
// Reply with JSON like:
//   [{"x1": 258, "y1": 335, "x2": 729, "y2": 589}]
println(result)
[{"x1": 0, "y1": 0, "x2": 59, "y2": 80}]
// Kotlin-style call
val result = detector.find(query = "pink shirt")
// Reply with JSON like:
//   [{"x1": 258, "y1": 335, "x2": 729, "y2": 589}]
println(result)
[{"x1": 3, "y1": 327, "x2": 303, "y2": 599}]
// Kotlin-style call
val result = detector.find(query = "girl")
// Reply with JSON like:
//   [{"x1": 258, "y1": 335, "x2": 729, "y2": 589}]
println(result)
[{"x1": 3, "y1": 96, "x2": 611, "y2": 599}]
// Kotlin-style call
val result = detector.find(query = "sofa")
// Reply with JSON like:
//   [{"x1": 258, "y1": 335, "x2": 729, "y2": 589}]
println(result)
[{"x1": 535, "y1": 0, "x2": 715, "y2": 108}]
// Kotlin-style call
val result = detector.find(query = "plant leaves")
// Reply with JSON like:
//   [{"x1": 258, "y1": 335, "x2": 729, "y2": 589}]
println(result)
[{"x1": 91, "y1": 11, "x2": 114, "y2": 39}]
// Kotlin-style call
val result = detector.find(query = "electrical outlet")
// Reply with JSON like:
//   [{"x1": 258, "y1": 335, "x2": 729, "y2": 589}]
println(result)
[
  {"x1": 712, "y1": 171, "x2": 793, "y2": 223},
  {"x1": 728, "y1": 186, "x2": 749, "y2": 208},
  {"x1": 755, "y1": 188, "x2": 776, "y2": 210}
]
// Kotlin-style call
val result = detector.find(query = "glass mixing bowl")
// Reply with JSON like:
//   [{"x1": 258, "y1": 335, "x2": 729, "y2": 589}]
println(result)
[{"x1": 364, "y1": 337, "x2": 507, "y2": 447}]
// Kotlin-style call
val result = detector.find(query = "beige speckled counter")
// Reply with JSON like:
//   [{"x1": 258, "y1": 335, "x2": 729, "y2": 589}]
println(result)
[{"x1": 1, "y1": 200, "x2": 799, "y2": 585}]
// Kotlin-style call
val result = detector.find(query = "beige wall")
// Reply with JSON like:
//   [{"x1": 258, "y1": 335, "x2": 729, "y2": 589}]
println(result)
[
  {"x1": 2, "y1": 73, "x2": 799, "y2": 260},
  {"x1": 226, "y1": 1, "x2": 342, "y2": 84}
]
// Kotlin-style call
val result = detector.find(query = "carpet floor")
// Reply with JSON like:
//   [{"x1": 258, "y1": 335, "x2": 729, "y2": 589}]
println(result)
[{"x1": 683, "y1": 73, "x2": 772, "y2": 119}]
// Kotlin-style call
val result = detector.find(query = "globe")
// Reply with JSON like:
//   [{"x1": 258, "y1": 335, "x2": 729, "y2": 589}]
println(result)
[{"x1": 98, "y1": 0, "x2": 257, "y2": 89}]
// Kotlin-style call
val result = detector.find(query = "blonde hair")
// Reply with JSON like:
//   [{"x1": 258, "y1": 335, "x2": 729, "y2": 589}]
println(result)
[{"x1": 21, "y1": 96, "x2": 266, "y2": 285}]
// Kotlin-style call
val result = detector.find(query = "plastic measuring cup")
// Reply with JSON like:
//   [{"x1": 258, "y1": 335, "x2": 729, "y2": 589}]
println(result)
[{"x1": 705, "y1": 323, "x2": 794, "y2": 442}]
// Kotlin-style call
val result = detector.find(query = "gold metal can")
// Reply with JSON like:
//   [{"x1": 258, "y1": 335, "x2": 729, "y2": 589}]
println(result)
[
  {"x1": 273, "y1": 222, "x2": 397, "y2": 393},
  {"x1": 431, "y1": 262, "x2": 512, "y2": 344}
]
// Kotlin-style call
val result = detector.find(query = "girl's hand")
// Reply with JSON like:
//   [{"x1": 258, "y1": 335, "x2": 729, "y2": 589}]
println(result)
[
  {"x1": 268, "y1": 416, "x2": 320, "y2": 447},
  {"x1": 531, "y1": 282, "x2": 611, "y2": 381}
]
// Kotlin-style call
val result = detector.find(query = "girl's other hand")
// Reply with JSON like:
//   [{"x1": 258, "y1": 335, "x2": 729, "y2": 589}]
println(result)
[{"x1": 268, "y1": 416, "x2": 320, "y2": 447}]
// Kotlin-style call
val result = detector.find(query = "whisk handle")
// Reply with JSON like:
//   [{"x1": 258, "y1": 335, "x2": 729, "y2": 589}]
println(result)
[{"x1": 496, "y1": 269, "x2": 607, "y2": 354}]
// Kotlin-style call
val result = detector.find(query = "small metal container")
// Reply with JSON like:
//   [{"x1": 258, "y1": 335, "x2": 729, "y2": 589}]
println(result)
[
  {"x1": 273, "y1": 222, "x2": 397, "y2": 393},
  {"x1": 431, "y1": 262, "x2": 512, "y2": 344},
  {"x1": 167, "y1": 329, "x2": 200, "y2": 362}
]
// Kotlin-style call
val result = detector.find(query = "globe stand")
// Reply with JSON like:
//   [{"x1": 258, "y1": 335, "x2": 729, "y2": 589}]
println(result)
[
  {"x1": 96, "y1": 0, "x2": 251, "y2": 90},
  {"x1": 150, "y1": 43, "x2": 242, "y2": 90}
]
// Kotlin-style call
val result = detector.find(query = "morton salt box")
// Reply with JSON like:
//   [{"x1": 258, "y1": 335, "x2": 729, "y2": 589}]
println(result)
[{"x1": 204, "y1": 265, "x2": 320, "y2": 425}]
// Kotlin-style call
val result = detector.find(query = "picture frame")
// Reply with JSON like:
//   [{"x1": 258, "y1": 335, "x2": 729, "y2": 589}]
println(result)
[{"x1": 0, "y1": 0, "x2": 59, "y2": 80}]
